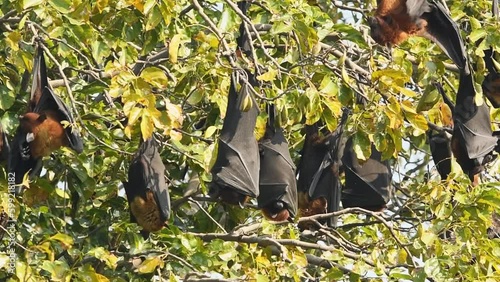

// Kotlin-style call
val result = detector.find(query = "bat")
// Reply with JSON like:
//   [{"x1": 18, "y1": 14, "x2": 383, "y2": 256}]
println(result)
[
  {"x1": 481, "y1": 0, "x2": 500, "y2": 108},
  {"x1": 297, "y1": 109, "x2": 349, "y2": 226},
  {"x1": 369, "y1": 0, "x2": 468, "y2": 72},
  {"x1": 257, "y1": 105, "x2": 297, "y2": 221},
  {"x1": 341, "y1": 137, "x2": 392, "y2": 211},
  {"x1": 9, "y1": 44, "x2": 83, "y2": 185},
  {"x1": 123, "y1": 137, "x2": 170, "y2": 237},
  {"x1": 428, "y1": 82, "x2": 454, "y2": 180},
  {"x1": 209, "y1": 71, "x2": 260, "y2": 206},
  {"x1": 444, "y1": 69, "x2": 498, "y2": 185},
  {"x1": 209, "y1": 0, "x2": 260, "y2": 206}
]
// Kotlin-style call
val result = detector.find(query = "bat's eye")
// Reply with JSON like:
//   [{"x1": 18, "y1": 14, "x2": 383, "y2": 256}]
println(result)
[{"x1": 381, "y1": 16, "x2": 393, "y2": 25}]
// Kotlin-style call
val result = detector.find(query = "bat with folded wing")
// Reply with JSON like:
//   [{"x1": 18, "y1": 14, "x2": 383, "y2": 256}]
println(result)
[
  {"x1": 341, "y1": 137, "x2": 392, "y2": 211},
  {"x1": 369, "y1": 0, "x2": 468, "y2": 72},
  {"x1": 209, "y1": 71, "x2": 260, "y2": 205},
  {"x1": 446, "y1": 69, "x2": 498, "y2": 185},
  {"x1": 297, "y1": 109, "x2": 349, "y2": 226},
  {"x1": 428, "y1": 82, "x2": 454, "y2": 180},
  {"x1": 123, "y1": 137, "x2": 170, "y2": 237},
  {"x1": 257, "y1": 105, "x2": 297, "y2": 221}
]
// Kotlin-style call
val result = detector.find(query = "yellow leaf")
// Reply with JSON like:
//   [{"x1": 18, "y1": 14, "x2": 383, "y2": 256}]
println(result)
[
  {"x1": 140, "y1": 67, "x2": 168, "y2": 88},
  {"x1": 141, "y1": 113, "x2": 155, "y2": 140},
  {"x1": 128, "y1": 107, "x2": 142, "y2": 126},
  {"x1": 137, "y1": 256, "x2": 163, "y2": 273},
  {"x1": 169, "y1": 34, "x2": 182, "y2": 64},
  {"x1": 257, "y1": 68, "x2": 278, "y2": 82}
]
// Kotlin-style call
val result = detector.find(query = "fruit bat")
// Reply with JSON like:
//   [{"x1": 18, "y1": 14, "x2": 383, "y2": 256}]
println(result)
[
  {"x1": 257, "y1": 105, "x2": 297, "y2": 221},
  {"x1": 341, "y1": 137, "x2": 392, "y2": 211},
  {"x1": 297, "y1": 110, "x2": 349, "y2": 226},
  {"x1": 209, "y1": 71, "x2": 260, "y2": 205},
  {"x1": 481, "y1": 0, "x2": 500, "y2": 107},
  {"x1": 369, "y1": 0, "x2": 468, "y2": 72},
  {"x1": 9, "y1": 45, "x2": 83, "y2": 185},
  {"x1": 428, "y1": 82, "x2": 453, "y2": 180},
  {"x1": 123, "y1": 137, "x2": 170, "y2": 237},
  {"x1": 209, "y1": 0, "x2": 260, "y2": 206},
  {"x1": 444, "y1": 69, "x2": 498, "y2": 185}
]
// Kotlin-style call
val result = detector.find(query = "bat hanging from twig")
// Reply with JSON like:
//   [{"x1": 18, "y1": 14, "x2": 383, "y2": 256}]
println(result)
[
  {"x1": 257, "y1": 104, "x2": 297, "y2": 221},
  {"x1": 123, "y1": 137, "x2": 170, "y2": 238},
  {"x1": 369, "y1": 0, "x2": 468, "y2": 72},
  {"x1": 9, "y1": 43, "x2": 83, "y2": 186},
  {"x1": 297, "y1": 109, "x2": 349, "y2": 227},
  {"x1": 440, "y1": 68, "x2": 498, "y2": 185}
]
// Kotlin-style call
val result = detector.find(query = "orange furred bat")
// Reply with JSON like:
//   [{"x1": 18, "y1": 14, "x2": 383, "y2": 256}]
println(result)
[
  {"x1": 369, "y1": 0, "x2": 468, "y2": 72},
  {"x1": 9, "y1": 44, "x2": 83, "y2": 185},
  {"x1": 123, "y1": 138, "x2": 170, "y2": 237}
]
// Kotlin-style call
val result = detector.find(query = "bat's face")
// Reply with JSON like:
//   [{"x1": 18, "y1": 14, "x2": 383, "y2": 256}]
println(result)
[
  {"x1": 369, "y1": 15, "x2": 406, "y2": 45},
  {"x1": 19, "y1": 113, "x2": 43, "y2": 133},
  {"x1": 262, "y1": 201, "x2": 290, "y2": 222}
]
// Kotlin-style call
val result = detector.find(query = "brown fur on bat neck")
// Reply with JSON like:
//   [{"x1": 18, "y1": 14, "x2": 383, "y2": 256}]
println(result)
[{"x1": 129, "y1": 190, "x2": 168, "y2": 233}]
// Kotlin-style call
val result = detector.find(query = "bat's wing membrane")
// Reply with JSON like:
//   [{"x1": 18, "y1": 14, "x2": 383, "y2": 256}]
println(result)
[
  {"x1": 258, "y1": 124, "x2": 298, "y2": 218},
  {"x1": 421, "y1": 1, "x2": 468, "y2": 72},
  {"x1": 342, "y1": 138, "x2": 392, "y2": 210},
  {"x1": 210, "y1": 72, "x2": 260, "y2": 198}
]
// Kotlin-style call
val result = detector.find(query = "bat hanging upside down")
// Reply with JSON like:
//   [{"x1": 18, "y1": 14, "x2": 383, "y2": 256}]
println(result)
[
  {"x1": 9, "y1": 44, "x2": 83, "y2": 185},
  {"x1": 123, "y1": 137, "x2": 171, "y2": 237},
  {"x1": 369, "y1": 0, "x2": 468, "y2": 72}
]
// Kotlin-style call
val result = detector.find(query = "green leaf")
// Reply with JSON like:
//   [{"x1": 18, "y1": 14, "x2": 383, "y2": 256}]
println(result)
[
  {"x1": 48, "y1": 0, "x2": 72, "y2": 14},
  {"x1": 23, "y1": 0, "x2": 43, "y2": 9},
  {"x1": 0, "y1": 85, "x2": 15, "y2": 110}
]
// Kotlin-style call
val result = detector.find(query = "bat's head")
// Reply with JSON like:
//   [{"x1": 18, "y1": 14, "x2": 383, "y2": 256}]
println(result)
[
  {"x1": 261, "y1": 201, "x2": 291, "y2": 222},
  {"x1": 368, "y1": 15, "x2": 401, "y2": 46},
  {"x1": 19, "y1": 112, "x2": 45, "y2": 132},
  {"x1": 209, "y1": 184, "x2": 250, "y2": 206}
]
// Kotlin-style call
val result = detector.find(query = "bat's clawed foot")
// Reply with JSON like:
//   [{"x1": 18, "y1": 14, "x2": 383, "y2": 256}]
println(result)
[{"x1": 21, "y1": 144, "x2": 31, "y2": 160}]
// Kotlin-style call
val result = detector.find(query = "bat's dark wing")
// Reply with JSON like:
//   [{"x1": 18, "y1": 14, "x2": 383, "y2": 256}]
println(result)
[
  {"x1": 482, "y1": 47, "x2": 500, "y2": 108},
  {"x1": 210, "y1": 72, "x2": 260, "y2": 201},
  {"x1": 8, "y1": 128, "x2": 43, "y2": 186},
  {"x1": 429, "y1": 82, "x2": 453, "y2": 180},
  {"x1": 0, "y1": 124, "x2": 10, "y2": 162},
  {"x1": 297, "y1": 110, "x2": 349, "y2": 226},
  {"x1": 341, "y1": 138, "x2": 392, "y2": 211},
  {"x1": 420, "y1": 0, "x2": 468, "y2": 72},
  {"x1": 257, "y1": 113, "x2": 298, "y2": 219},
  {"x1": 130, "y1": 138, "x2": 170, "y2": 220},
  {"x1": 32, "y1": 46, "x2": 83, "y2": 153},
  {"x1": 428, "y1": 130, "x2": 452, "y2": 180},
  {"x1": 124, "y1": 138, "x2": 170, "y2": 237},
  {"x1": 453, "y1": 71, "x2": 497, "y2": 163}
]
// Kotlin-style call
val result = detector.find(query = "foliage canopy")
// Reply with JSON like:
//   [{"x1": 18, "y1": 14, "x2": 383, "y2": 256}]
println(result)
[{"x1": 0, "y1": 0, "x2": 499, "y2": 281}]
